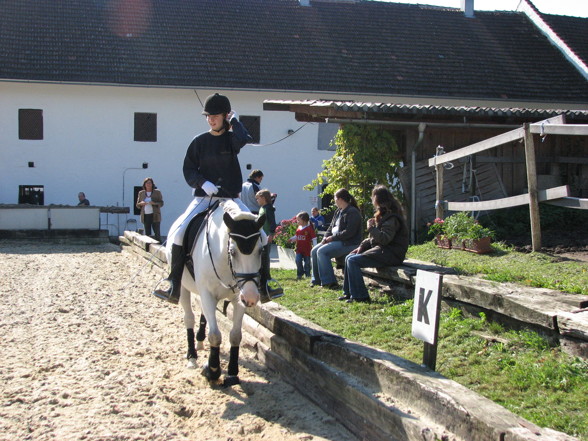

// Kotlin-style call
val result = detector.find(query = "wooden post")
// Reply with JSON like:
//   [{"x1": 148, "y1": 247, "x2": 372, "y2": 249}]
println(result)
[
  {"x1": 435, "y1": 162, "x2": 444, "y2": 220},
  {"x1": 524, "y1": 123, "x2": 541, "y2": 251}
]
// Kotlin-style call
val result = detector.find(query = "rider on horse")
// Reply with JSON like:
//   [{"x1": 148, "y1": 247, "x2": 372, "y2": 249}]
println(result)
[
  {"x1": 154, "y1": 93, "x2": 280, "y2": 304},
  {"x1": 154, "y1": 93, "x2": 252, "y2": 304}
]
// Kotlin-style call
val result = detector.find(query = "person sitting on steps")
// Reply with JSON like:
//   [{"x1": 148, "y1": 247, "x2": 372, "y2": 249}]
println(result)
[{"x1": 153, "y1": 93, "x2": 253, "y2": 304}]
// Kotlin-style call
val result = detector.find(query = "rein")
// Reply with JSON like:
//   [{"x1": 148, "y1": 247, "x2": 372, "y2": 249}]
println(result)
[{"x1": 205, "y1": 213, "x2": 262, "y2": 293}]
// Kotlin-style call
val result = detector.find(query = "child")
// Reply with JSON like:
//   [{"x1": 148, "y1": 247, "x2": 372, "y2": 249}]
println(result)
[
  {"x1": 256, "y1": 189, "x2": 284, "y2": 302},
  {"x1": 310, "y1": 207, "x2": 326, "y2": 231},
  {"x1": 291, "y1": 211, "x2": 317, "y2": 279}
]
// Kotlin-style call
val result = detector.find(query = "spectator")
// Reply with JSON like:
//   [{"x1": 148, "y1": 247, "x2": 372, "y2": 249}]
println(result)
[
  {"x1": 256, "y1": 189, "x2": 284, "y2": 302},
  {"x1": 310, "y1": 188, "x2": 362, "y2": 289},
  {"x1": 310, "y1": 207, "x2": 326, "y2": 231},
  {"x1": 291, "y1": 211, "x2": 317, "y2": 280},
  {"x1": 136, "y1": 177, "x2": 164, "y2": 242},
  {"x1": 77, "y1": 192, "x2": 90, "y2": 206},
  {"x1": 241, "y1": 169, "x2": 264, "y2": 214},
  {"x1": 339, "y1": 185, "x2": 409, "y2": 304}
]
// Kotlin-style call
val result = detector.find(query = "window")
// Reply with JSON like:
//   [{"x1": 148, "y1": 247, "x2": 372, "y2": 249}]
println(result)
[
  {"x1": 19, "y1": 109, "x2": 43, "y2": 140},
  {"x1": 18, "y1": 185, "x2": 44, "y2": 205},
  {"x1": 134, "y1": 112, "x2": 157, "y2": 142},
  {"x1": 239, "y1": 115, "x2": 260, "y2": 144}
]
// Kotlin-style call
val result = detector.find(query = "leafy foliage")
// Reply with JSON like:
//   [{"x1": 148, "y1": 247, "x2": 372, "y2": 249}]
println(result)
[
  {"x1": 304, "y1": 124, "x2": 402, "y2": 216},
  {"x1": 273, "y1": 217, "x2": 298, "y2": 249},
  {"x1": 444, "y1": 211, "x2": 495, "y2": 240}
]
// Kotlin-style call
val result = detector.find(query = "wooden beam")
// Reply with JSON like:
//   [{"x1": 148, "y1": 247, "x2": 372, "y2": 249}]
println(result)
[
  {"x1": 427, "y1": 115, "x2": 567, "y2": 167},
  {"x1": 544, "y1": 197, "x2": 588, "y2": 210},
  {"x1": 529, "y1": 124, "x2": 588, "y2": 136},
  {"x1": 435, "y1": 164, "x2": 444, "y2": 219},
  {"x1": 447, "y1": 185, "x2": 570, "y2": 211},
  {"x1": 524, "y1": 123, "x2": 541, "y2": 251},
  {"x1": 427, "y1": 128, "x2": 525, "y2": 166}
]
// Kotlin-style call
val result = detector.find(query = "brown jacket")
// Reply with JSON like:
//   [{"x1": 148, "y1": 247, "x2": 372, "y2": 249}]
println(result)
[
  {"x1": 358, "y1": 212, "x2": 408, "y2": 266},
  {"x1": 136, "y1": 189, "x2": 164, "y2": 223}
]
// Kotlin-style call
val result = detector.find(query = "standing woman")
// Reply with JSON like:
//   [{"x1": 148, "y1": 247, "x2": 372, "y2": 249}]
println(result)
[
  {"x1": 136, "y1": 177, "x2": 164, "y2": 242},
  {"x1": 310, "y1": 188, "x2": 362, "y2": 289},
  {"x1": 339, "y1": 185, "x2": 409, "y2": 303},
  {"x1": 153, "y1": 93, "x2": 253, "y2": 304}
]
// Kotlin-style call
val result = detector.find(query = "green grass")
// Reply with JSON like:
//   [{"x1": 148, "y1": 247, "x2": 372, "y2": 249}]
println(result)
[
  {"x1": 407, "y1": 241, "x2": 588, "y2": 295},
  {"x1": 271, "y1": 252, "x2": 588, "y2": 440}
]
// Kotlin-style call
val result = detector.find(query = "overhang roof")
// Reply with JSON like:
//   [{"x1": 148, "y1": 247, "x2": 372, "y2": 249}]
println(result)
[
  {"x1": 263, "y1": 99, "x2": 588, "y2": 125},
  {"x1": 1, "y1": 0, "x2": 587, "y2": 104}
]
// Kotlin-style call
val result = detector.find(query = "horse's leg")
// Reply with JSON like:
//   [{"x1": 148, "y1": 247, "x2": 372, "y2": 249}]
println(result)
[
  {"x1": 179, "y1": 286, "x2": 198, "y2": 369},
  {"x1": 224, "y1": 301, "x2": 246, "y2": 387},
  {"x1": 196, "y1": 314, "x2": 206, "y2": 351},
  {"x1": 199, "y1": 292, "x2": 222, "y2": 382}
]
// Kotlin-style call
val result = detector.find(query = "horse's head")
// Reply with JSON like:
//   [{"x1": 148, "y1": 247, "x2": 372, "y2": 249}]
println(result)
[{"x1": 223, "y1": 211, "x2": 266, "y2": 307}]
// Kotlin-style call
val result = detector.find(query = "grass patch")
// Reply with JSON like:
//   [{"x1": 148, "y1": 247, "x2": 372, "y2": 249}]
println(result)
[
  {"x1": 406, "y1": 241, "x2": 588, "y2": 295},
  {"x1": 271, "y1": 263, "x2": 588, "y2": 440}
]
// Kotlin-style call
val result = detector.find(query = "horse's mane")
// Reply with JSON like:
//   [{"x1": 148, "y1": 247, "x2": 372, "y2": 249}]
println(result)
[{"x1": 221, "y1": 200, "x2": 257, "y2": 221}]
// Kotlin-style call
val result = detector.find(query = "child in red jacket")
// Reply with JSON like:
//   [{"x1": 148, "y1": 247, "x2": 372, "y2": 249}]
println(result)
[{"x1": 291, "y1": 211, "x2": 317, "y2": 279}]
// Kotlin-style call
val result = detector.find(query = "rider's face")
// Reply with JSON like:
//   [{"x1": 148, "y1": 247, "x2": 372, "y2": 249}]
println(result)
[{"x1": 207, "y1": 114, "x2": 225, "y2": 132}]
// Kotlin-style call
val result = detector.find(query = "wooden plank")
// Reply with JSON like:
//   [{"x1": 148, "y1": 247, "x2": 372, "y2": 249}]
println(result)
[
  {"x1": 529, "y1": 124, "x2": 588, "y2": 136},
  {"x1": 428, "y1": 128, "x2": 525, "y2": 166},
  {"x1": 447, "y1": 185, "x2": 569, "y2": 211},
  {"x1": 544, "y1": 197, "x2": 588, "y2": 210},
  {"x1": 427, "y1": 116, "x2": 568, "y2": 167},
  {"x1": 524, "y1": 124, "x2": 541, "y2": 251}
]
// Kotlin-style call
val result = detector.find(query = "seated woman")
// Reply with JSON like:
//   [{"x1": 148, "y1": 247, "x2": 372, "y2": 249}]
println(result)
[
  {"x1": 339, "y1": 185, "x2": 409, "y2": 303},
  {"x1": 310, "y1": 188, "x2": 362, "y2": 289}
]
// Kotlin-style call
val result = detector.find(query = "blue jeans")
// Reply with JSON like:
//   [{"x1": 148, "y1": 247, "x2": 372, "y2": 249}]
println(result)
[
  {"x1": 311, "y1": 241, "x2": 358, "y2": 286},
  {"x1": 343, "y1": 253, "x2": 382, "y2": 300},
  {"x1": 296, "y1": 254, "x2": 311, "y2": 278}
]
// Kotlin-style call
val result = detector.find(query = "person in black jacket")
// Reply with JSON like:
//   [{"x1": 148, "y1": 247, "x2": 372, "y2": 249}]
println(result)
[
  {"x1": 338, "y1": 185, "x2": 409, "y2": 303},
  {"x1": 153, "y1": 93, "x2": 253, "y2": 304},
  {"x1": 310, "y1": 188, "x2": 363, "y2": 289}
]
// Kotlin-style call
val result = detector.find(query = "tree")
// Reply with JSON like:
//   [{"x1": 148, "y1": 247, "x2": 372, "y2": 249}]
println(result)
[{"x1": 305, "y1": 124, "x2": 402, "y2": 216}]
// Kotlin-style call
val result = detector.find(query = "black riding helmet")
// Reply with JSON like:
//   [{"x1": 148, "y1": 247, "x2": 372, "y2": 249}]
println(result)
[{"x1": 202, "y1": 93, "x2": 231, "y2": 115}]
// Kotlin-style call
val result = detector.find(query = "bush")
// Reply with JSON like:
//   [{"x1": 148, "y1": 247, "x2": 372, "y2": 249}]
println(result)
[
  {"x1": 273, "y1": 217, "x2": 298, "y2": 249},
  {"x1": 444, "y1": 212, "x2": 495, "y2": 241}
]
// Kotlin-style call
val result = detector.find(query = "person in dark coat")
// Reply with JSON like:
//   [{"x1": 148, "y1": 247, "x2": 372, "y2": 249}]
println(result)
[
  {"x1": 310, "y1": 188, "x2": 363, "y2": 289},
  {"x1": 339, "y1": 185, "x2": 409, "y2": 303}
]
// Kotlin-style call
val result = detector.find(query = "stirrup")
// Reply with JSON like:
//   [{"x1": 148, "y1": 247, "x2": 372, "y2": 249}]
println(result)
[{"x1": 152, "y1": 278, "x2": 180, "y2": 305}]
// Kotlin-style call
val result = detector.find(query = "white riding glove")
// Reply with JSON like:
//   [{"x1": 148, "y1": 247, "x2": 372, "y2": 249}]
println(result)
[
  {"x1": 201, "y1": 181, "x2": 219, "y2": 196},
  {"x1": 226, "y1": 110, "x2": 238, "y2": 122}
]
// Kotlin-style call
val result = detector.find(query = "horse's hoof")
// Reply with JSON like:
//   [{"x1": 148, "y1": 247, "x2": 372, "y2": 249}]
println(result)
[
  {"x1": 201, "y1": 363, "x2": 221, "y2": 382},
  {"x1": 186, "y1": 357, "x2": 198, "y2": 369},
  {"x1": 196, "y1": 341, "x2": 205, "y2": 351},
  {"x1": 222, "y1": 376, "x2": 240, "y2": 388}
]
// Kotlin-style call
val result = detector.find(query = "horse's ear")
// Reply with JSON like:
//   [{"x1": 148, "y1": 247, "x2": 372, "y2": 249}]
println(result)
[
  {"x1": 223, "y1": 212, "x2": 236, "y2": 231},
  {"x1": 256, "y1": 213, "x2": 266, "y2": 230}
]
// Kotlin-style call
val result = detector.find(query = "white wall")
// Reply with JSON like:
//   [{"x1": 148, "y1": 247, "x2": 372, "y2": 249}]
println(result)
[{"x1": 0, "y1": 83, "x2": 341, "y2": 236}]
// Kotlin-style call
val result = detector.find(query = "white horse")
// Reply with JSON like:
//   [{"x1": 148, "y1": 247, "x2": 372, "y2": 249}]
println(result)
[{"x1": 173, "y1": 199, "x2": 266, "y2": 387}]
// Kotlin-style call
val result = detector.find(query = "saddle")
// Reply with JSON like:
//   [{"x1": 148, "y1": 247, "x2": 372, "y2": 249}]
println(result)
[{"x1": 183, "y1": 200, "x2": 220, "y2": 279}]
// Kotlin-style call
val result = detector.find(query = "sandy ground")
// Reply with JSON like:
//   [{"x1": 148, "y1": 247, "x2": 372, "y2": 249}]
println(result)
[{"x1": 0, "y1": 240, "x2": 358, "y2": 441}]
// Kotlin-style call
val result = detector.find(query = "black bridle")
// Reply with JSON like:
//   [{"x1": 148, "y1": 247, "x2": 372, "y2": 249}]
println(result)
[{"x1": 206, "y1": 217, "x2": 262, "y2": 293}]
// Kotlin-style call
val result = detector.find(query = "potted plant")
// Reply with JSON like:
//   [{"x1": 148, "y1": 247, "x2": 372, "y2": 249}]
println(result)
[
  {"x1": 443, "y1": 212, "x2": 494, "y2": 254},
  {"x1": 273, "y1": 217, "x2": 298, "y2": 268},
  {"x1": 427, "y1": 217, "x2": 451, "y2": 249}
]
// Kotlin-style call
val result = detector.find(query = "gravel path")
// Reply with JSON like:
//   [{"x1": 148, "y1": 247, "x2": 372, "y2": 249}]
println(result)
[{"x1": 0, "y1": 240, "x2": 357, "y2": 441}]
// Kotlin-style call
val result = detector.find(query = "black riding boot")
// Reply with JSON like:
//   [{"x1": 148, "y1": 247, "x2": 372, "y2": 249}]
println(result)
[
  {"x1": 153, "y1": 244, "x2": 185, "y2": 304},
  {"x1": 259, "y1": 245, "x2": 283, "y2": 303}
]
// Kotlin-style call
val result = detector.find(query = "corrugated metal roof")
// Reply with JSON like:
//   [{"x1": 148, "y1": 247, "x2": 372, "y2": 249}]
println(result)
[{"x1": 1, "y1": 0, "x2": 587, "y2": 103}]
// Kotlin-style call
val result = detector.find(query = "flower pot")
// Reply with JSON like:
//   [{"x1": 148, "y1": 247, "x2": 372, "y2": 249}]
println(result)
[
  {"x1": 435, "y1": 235, "x2": 451, "y2": 249},
  {"x1": 451, "y1": 237, "x2": 465, "y2": 250},
  {"x1": 277, "y1": 246, "x2": 297, "y2": 269},
  {"x1": 464, "y1": 237, "x2": 492, "y2": 254}
]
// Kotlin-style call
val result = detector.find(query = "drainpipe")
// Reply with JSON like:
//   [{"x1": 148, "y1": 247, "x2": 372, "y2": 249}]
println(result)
[{"x1": 410, "y1": 123, "x2": 426, "y2": 244}]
